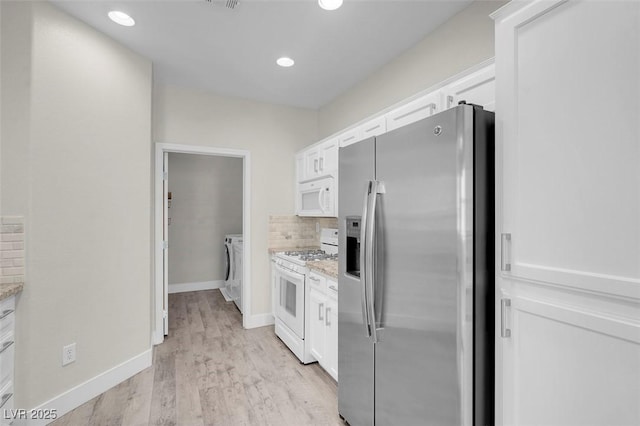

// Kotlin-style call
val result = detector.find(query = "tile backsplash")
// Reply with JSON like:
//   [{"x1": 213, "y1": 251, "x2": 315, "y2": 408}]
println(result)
[
  {"x1": 0, "y1": 216, "x2": 25, "y2": 285},
  {"x1": 269, "y1": 215, "x2": 338, "y2": 250}
]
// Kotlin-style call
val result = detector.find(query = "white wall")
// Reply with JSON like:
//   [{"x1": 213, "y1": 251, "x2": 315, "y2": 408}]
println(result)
[
  {"x1": 168, "y1": 153, "x2": 243, "y2": 285},
  {"x1": 0, "y1": 1, "x2": 152, "y2": 409},
  {"x1": 153, "y1": 84, "x2": 317, "y2": 316},
  {"x1": 318, "y1": 0, "x2": 506, "y2": 138}
]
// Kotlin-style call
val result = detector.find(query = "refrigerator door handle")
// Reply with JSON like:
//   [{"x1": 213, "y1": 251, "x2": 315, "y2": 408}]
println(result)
[
  {"x1": 366, "y1": 180, "x2": 385, "y2": 344},
  {"x1": 360, "y1": 185, "x2": 372, "y2": 338}
]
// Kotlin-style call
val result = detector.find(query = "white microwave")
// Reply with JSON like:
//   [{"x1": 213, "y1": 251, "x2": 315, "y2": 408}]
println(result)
[{"x1": 297, "y1": 177, "x2": 335, "y2": 217}]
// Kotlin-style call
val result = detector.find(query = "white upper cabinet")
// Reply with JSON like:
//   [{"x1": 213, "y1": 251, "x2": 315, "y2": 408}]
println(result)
[
  {"x1": 493, "y1": 1, "x2": 640, "y2": 425},
  {"x1": 319, "y1": 138, "x2": 338, "y2": 177},
  {"x1": 338, "y1": 127, "x2": 363, "y2": 148},
  {"x1": 360, "y1": 115, "x2": 386, "y2": 141},
  {"x1": 441, "y1": 63, "x2": 495, "y2": 112},
  {"x1": 385, "y1": 91, "x2": 441, "y2": 131},
  {"x1": 299, "y1": 138, "x2": 338, "y2": 182}
]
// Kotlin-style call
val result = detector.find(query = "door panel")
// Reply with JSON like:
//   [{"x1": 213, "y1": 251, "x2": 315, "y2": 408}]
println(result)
[
  {"x1": 309, "y1": 287, "x2": 326, "y2": 363},
  {"x1": 374, "y1": 108, "x2": 467, "y2": 425},
  {"x1": 338, "y1": 137, "x2": 375, "y2": 426},
  {"x1": 163, "y1": 152, "x2": 169, "y2": 335}
]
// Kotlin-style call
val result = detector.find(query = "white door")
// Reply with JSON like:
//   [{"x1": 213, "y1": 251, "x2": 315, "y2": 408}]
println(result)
[
  {"x1": 494, "y1": 1, "x2": 640, "y2": 424},
  {"x1": 162, "y1": 152, "x2": 169, "y2": 335}
]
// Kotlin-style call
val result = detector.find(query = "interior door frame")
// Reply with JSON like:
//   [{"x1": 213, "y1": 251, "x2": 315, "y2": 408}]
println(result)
[{"x1": 153, "y1": 143, "x2": 251, "y2": 345}]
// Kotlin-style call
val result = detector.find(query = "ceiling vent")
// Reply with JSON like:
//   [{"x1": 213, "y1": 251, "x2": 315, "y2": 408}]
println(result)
[{"x1": 205, "y1": 0, "x2": 239, "y2": 9}]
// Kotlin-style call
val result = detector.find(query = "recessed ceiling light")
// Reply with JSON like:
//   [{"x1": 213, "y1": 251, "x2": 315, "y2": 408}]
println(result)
[
  {"x1": 108, "y1": 11, "x2": 135, "y2": 27},
  {"x1": 318, "y1": 0, "x2": 343, "y2": 11},
  {"x1": 276, "y1": 57, "x2": 295, "y2": 68}
]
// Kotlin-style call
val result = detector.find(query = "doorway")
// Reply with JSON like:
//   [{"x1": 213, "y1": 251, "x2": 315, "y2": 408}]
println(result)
[{"x1": 153, "y1": 143, "x2": 251, "y2": 344}]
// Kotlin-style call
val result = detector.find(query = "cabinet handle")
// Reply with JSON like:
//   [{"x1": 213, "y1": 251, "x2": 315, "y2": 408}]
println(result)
[
  {"x1": 328, "y1": 285, "x2": 337, "y2": 292},
  {"x1": 501, "y1": 233, "x2": 512, "y2": 272},
  {"x1": 447, "y1": 95, "x2": 454, "y2": 109},
  {"x1": 309, "y1": 276, "x2": 320, "y2": 282},
  {"x1": 0, "y1": 392, "x2": 12, "y2": 409},
  {"x1": 0, "y1": 340, "x2": 14, "y2": 355},
  {"x1": 501, "y1": 299, "x2": 511, "y2": 338},
  {"x1": 0, "y1": 309, "x2": 14, "y2": 320},
  {"x1": 319, "y1": 303, "x2": 324, "y2": 321},
  {"x1": 319, "y1": 157, "x2": 324, "y2": 171},
  {"x1": 314, "y1": 159, "x2": 318, "y2": 173},
  {"x1": 325, "y1": 307, "x2": 331, "y2": 326}
]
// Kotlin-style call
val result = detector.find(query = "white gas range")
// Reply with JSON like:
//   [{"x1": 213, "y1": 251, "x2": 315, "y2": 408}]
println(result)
[{"x1": 272, "y1": 228, "x2": 338, "y2": 364}]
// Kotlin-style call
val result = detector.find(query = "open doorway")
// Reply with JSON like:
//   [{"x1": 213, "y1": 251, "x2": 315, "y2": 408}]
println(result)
[{"x1": 153, "y1": 143, "x2": 251, "y2": 344}]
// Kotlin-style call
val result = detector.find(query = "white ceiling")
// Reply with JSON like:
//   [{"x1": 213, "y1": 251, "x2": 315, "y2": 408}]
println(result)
[{"x1": 51, "y1": 0, "x2": 472, "y2": 109}]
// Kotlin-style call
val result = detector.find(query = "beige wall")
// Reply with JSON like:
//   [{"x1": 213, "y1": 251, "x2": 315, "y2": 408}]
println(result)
[
  {"x1": 318, "y1": 0, "x2": 506, "y2": 138},
  {"x1": 168, "y1": 153, "x2": 243, "y2": 284},
  {"x1": 153, "y1": 84, "x2": 317, "y2": 315},
  {"x1": 1, "y1": 1, "x2": 152, "y2": 408}
]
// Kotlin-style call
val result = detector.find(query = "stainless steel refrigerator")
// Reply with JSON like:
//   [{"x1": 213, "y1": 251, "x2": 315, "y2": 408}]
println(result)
[{"x1": 338, "y1": 104, "x2": 494, "y2": 426}]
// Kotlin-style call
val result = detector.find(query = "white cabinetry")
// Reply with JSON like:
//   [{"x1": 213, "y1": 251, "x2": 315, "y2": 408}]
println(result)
[
  {"x1": 0, "y1": 296, "x2": 15, "y2": 425},
  {"x1": 493, "y1": 1, "x2": 640, "y2": 425},
  {"x1": 296, "y1": 138, "x2": 339, "y2": 217},
  {"x1": 337, "y1": 127, "x2": 363, "y2": 148},
  {"x1": 301, "y1": 138, "x2": 338, "y2": 182},
  {"x1": 307, "y1": 271, "x2": 338, "y2": 381},
  {"x1": 385, "y1": 91, "x2": 440, "y2": 131},
  {"x1": 441, "y1": 63, "x2": 495, "y2": 112},
  {"x1": 359, "y1": 115, "x2": 386, "y2": 141}
]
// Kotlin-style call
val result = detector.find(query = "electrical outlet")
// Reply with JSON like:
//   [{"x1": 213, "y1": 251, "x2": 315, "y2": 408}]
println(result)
[{"x1": 62, "y1": 343, "x2": 76, "y2": 366}]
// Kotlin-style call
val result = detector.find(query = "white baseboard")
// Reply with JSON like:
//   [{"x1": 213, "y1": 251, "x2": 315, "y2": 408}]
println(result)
[
  {"x1": 168, "y1": 280, "x2": 223, "y2": 294},
  {"x1": 244, "y1": 313, "x2": 275, "y2": 329},
  {"x1": 23, "y1": 349, "x2": 152, "y2": 426}
]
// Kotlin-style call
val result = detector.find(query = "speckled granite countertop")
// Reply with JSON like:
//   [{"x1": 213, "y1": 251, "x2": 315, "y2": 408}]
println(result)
[
  {"x1": 0, "y1": 282, "x2": 23, "y2": 301},
  {"x1": 307, "y1": 260, "x2": 338, "y2": 279},
  {"x1": 268, "y1": 246, "x2": 319, "y2": 254}
]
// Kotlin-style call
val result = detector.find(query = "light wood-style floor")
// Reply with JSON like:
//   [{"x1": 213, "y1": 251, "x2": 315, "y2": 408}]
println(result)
[{"x1": 53, "y1": 290, "x2": 342, "y2": 426}]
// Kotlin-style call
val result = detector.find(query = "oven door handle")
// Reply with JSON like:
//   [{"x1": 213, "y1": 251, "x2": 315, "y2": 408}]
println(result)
[{"x1": 274, "y1": 263, "x2": 305, "y2": 280}]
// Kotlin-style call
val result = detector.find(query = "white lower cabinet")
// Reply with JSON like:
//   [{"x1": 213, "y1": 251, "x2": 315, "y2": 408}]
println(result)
[
  {"x1": 307, "y1": 271, "x2": 338, "y2": 381},
  {"x1": 0, "y1": 296, "x2": 15, "y2": 426},
  {"x1": 308, "y1": 285, "x2": 326, "y2": 364}
]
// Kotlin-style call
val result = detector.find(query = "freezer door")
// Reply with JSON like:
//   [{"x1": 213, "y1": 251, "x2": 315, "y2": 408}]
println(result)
[
  {"x1": 373, "y1": 106, "x2": 475, "y2": 425},
  {"x1": 338, "y1": 137, "x2": 375, "y2": 426}
]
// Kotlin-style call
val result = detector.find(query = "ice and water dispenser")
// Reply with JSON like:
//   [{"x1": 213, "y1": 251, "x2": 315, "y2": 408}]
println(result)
[{"x1": 345, "y1": 216, "x2": 361, "y2": 278}]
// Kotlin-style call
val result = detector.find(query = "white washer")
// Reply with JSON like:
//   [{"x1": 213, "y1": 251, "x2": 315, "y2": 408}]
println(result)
[
  {"x1": 220, "y1": 234, "x2": 242, "y2": 302},
  {"x1": 230, "y1": 241, "x2": 244, "y2": 313}
]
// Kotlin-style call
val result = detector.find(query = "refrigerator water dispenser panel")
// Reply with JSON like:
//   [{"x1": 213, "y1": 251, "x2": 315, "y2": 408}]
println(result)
[{"x1": 346, "y1": 217, "x2": 361, "y2": 278}]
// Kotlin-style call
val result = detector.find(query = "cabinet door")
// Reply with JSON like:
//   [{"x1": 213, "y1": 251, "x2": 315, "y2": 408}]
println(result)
[
  {"x1": 360, "y1": 116, "x2": 386, "y2": 140},
  {"x1": 498, "y1": 286, "x2": 640, "y2": 426},
  {"x1": 338, "y1": 127, "x2": 363, "y2": 148},
  {"x1": 385, "y1": 91, "x2": 440, "y2": 131},
  {"x1": 325, "y1": 292, "x2": 338, "y2": 381},
  {"x1": 441, "y1": 63, "x2": 495, "y2": 112},
  {"x1": 494, "y1": 1, "x2": 640, "y2": 425},
  {"x1": 308, "y1": 287, "x2": 326, "y2": 363},
  {"x1": 319, "y1": 138, "x2": 338, "y2": 177},
  {"x1": 305, "y1": 149, "x2": 321, "y2": 180}
]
